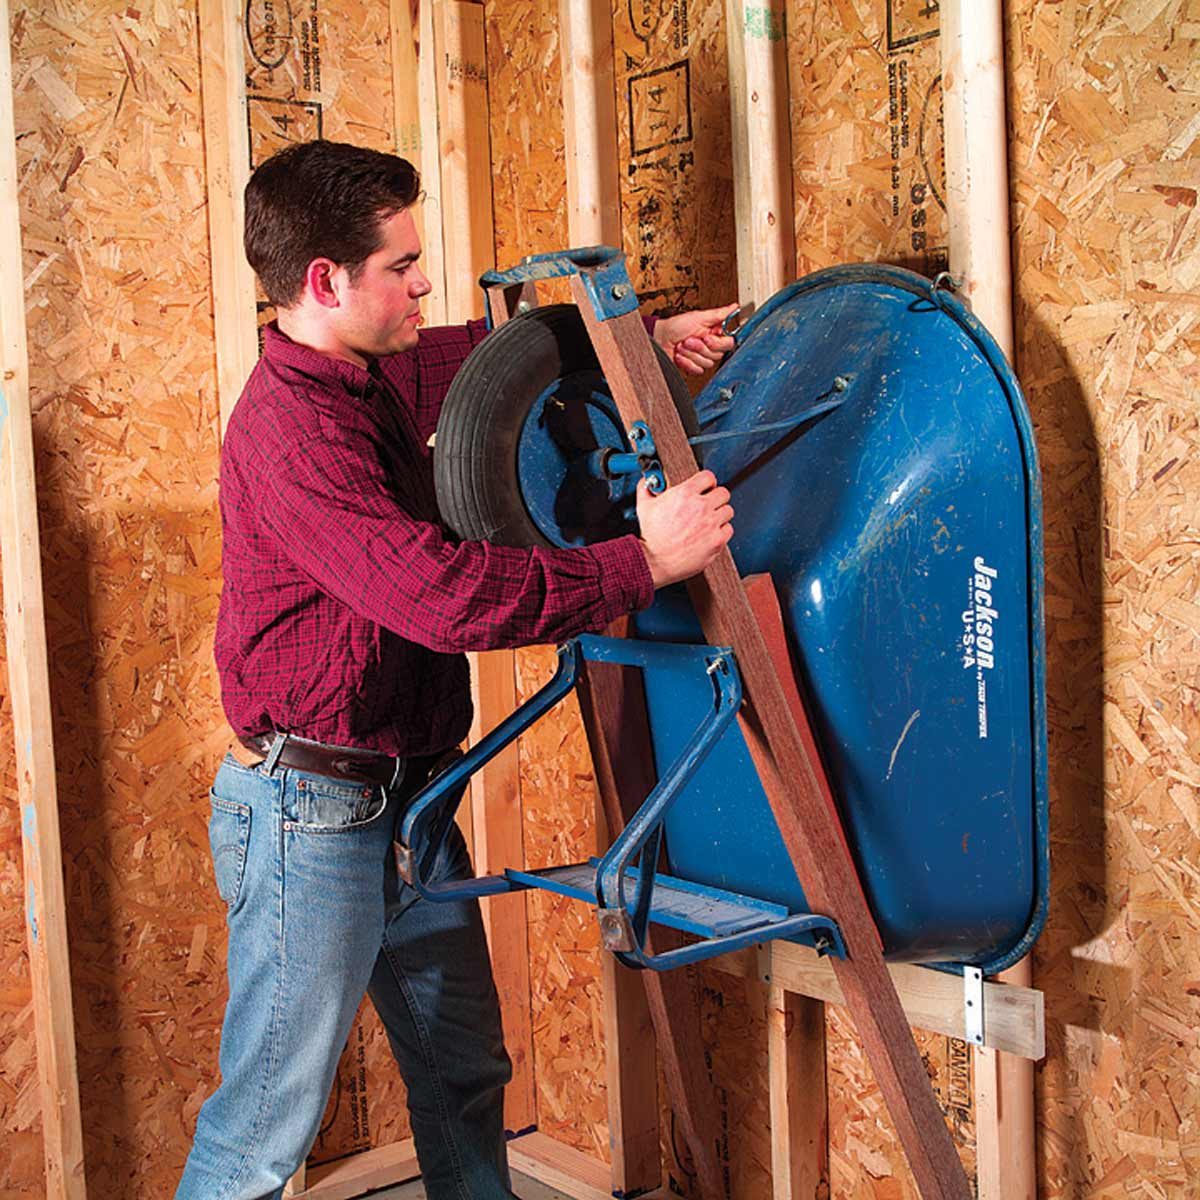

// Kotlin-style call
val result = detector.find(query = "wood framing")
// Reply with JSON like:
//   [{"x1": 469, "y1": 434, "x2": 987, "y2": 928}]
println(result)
[
  {"x1": 558, "y1": 0, "x2": 621, "y2": 248},
  {"x1": 570, "y1": 283, "x2": 973, "y2": 1199},
  {"x1": 197, "y1": 0, "x2": 259, "y2": 436},
  {"x1": 576, "y1": 652, "x2": 725, "y2": 1199},
  {"x1": 557, "y1": 3, "x2": 665, "y2": 1191},
  {"x1": 725, "y1": 0, "x2": 796, "y2": 307},
  {"x1": 724, "y1": 6, "x2": 818, "y2": 1175},
  {"x1": 415, "y1": 0, "x2": 449, "y2": 326},
  {"x1": 508, "y1": 1131, "x2": 610, "y2": 1200},
  {"x1": 712, "y1": 943, "x2": 1044, "y2": 1061},
  {"x1": 743, "y1": 579, "x2": 829, "y2": 1200},
  {"x1": 433, "y1": 1, "x2": 494, "y2": 321},
  {"x1": 469, "y1": 653, "x2": 536, "y2": 1132},
  {"x1": 941, "y1": 6, "x2": 1034, "y2": 1198},
  {"x1": 0, "y1": 1, "x2": 87, "y2": 1194},
  {"x1": 299, "y1": 1140, "x2": 420, "y2": 1200},
  {"x1": 431, "y1": 0, "x2": 536, "y2": 1138}
]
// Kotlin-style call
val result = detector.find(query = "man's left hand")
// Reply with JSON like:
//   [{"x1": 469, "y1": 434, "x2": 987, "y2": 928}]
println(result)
[{"x1": 652, "y1": 304, "x2": 739, "y2": 377}]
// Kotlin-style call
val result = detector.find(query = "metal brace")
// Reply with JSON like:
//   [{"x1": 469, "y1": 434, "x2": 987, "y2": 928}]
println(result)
[
  {"x1": 963, "y1": 965, "x2": 985, "y2": 1046},
  {"x1": 627, "y1": 420, "x2": 665, "y2": 494},
  {"x1": 598, "y1": 907, "x2": 636, "y2": 953}
]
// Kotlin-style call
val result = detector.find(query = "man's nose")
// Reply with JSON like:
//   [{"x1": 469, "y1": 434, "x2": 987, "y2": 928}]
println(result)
[{"x1": 411, "y1": 267, "x2": 432, "y2": 298}]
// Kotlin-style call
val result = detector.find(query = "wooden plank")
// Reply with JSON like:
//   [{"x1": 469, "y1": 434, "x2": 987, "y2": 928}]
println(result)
[
  {"x1": 569, "y1": 285, "x2": 972, "y2": 1200},
  {"x1": 434, "y1": 1, "x2": 494, "y2": 321},
  {"x1": 941, "y1": 6, "x2": 1033, "y2": 1197},
  {"x1": 0, "y1": 1, "x2": 87, "y2": 1195},
  {"x1": 507, "y1": 1131, "x2": 611, "y2": 1200},
  {"x1": 197, "y1": 0, "x2": 259, "y2": 436},
  {"x1": 576, "y1": 643, "x2": 723, "y2": 1199},
  {"x1": 742, "y1": 578, "x2": 828, "y2": 1200},
  {"x1": 431, "y1": 4, "x2": 534, "y2": 1136},
  {"x1": 558, "y1": 0, "x2": 621, "y2": 248},
  {"x1": 768, "y1": 982, "x2": 828, "y2": 1200},
  {"x1": 469, "y1": 652, "x2": 536, "y2": 1133},
  {"x1": 557, "y1": 5, "x2": 660, "y2": 1191},
  {"x1": 297, "y1": 1139, "x2": 420, "y2": 1200},
  {"x1": 390, "y1": 0, "x2": 422, "y2": 164},
  {"x1": 410, "y1": 0, "x2": 450, "y2": 326},
  {"x1": 715, "y1": 943, "x2": 1045, "y2": 1062},
  {"x1": 941, "y1": 0, "x2": 1014, "y2": 357},
  {"x1": 725, "y1": 0, "x2": 796, "y2": 306}
]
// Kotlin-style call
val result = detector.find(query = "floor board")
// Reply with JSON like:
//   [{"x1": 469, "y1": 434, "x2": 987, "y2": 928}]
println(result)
[{"x1": 371, "y1": 1168, "x2": 572, "y2": 1199}]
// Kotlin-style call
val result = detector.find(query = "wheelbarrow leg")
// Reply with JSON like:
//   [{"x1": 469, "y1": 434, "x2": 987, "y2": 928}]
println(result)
[
  {"x1": 576, "y1": 633, "x2": 726, "y2": 1200},
  {"x1": 570, "y1": 276, "x2": 972, "y2": 1200}
]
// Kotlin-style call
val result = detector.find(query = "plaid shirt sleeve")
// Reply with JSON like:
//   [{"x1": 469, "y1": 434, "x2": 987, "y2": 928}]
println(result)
[{"x1": 257, "y1": 421, "x2": 654, "y2": 654}]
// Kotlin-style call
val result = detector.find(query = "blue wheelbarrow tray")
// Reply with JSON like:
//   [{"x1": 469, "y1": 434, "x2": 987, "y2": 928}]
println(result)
[
  {"x1": 427, "y1": 260, "x2": 1050, "y2": 976},
  {"x1": 624, "y1": 266, "x2": 1050, "y2": 973}
]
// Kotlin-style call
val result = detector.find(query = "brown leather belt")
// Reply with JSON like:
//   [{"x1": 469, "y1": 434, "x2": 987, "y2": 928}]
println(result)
[{"x1": 238, "y1": 733, "x2": 403, "y2": 788}]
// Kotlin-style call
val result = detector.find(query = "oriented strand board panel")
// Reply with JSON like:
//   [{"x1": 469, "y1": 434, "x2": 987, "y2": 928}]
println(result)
[
  {"x1": 613, "y1": 0, "x2": 737, "y2": 313},
  {"x1": 514, "y1": 647, "x2": 612, "y2": 1159},
  {"x1": 0, "y1": 1, "x2": 404, "y2": 1195},
  {"x1": 788, "y1": 0, "x2": 948, "y2": 279},
  {"x1": 5, "y1": 4, "x2": 229, "y2": 1195},
  {"x1": 1005, "y1": 1, "x2": 1200, "y2": 1195}
]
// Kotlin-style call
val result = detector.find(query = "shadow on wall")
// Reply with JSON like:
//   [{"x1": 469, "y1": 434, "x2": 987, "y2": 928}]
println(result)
[
  {"x1": 33, "y1": 417, "x2": 227, "y2": 1198},
  {"x1": 1017, "y1": 308, "x2": 1110, "y2": 1192}
]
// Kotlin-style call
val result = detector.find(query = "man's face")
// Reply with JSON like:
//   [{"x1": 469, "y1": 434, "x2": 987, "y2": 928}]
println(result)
[{"x1": 333, "y1": 208, "x2": 431, "y2": 358}]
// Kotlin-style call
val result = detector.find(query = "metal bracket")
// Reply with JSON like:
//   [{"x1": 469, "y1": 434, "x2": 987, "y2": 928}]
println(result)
[
  {"x1": 627, "y1": 420, "x2": 665, "y2": 493},
  {"x1": 477, "y1": 245, "x2": 640, "y2": 322},
  {"x1": 598, "y1": 907, "x2": 636, "y2": 953},
  {"x1": 963, "y1": 965, "x2": 984, "y2": 1046}
]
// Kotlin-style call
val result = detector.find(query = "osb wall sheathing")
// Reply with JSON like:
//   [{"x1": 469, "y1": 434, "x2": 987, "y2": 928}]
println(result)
[
  {"x1": 1007, "y1": 0, "x2": 1199, "y2": 1193},
  {"x1": 0, "y1": 1, "x2": 408, "y2": 1194},
  {"x1": 3, "y1": 7, "x2": 228, "y2": 1196}
]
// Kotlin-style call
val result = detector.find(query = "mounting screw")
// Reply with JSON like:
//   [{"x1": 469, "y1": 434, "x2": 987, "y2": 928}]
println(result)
[
  {"x1": 611, "y1": 283, "x2": 629, "y2": 300},
  {"x1": 833, "y1": 375, "x2": 850, "y2": 391},
  {"x1": 717, "y1": 386, "x2": 735, "y2": 403},
  {"x1": 515, "y1": 299, "x2": 532, "y2": 314}
]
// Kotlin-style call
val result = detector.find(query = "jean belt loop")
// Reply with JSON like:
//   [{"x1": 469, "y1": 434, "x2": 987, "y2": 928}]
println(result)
[
  {"x1": 262, "y1": 732, "x2": 290, "y2": 776},
  {"x1": 388, "y1": 755, "x2": 407, "y2": 794}
]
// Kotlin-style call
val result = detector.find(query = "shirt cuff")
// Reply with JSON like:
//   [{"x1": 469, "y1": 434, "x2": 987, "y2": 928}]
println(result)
[{"x1": 588, "y1": 533, "x2": 655, "y2": 620}]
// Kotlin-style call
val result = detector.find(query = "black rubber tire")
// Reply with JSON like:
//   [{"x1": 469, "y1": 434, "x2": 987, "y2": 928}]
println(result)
[{"x1": 434, "y1": 303, "x2": 697, "y2": 548}]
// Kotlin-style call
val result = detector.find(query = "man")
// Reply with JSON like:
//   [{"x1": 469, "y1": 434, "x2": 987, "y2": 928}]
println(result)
[{"x1": 177, "y1": 139, "x2": 735, "y2": 1200}]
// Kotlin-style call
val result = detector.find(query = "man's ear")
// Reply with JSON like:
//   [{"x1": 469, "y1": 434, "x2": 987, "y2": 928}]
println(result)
[{"x1": 305, "y1": 258, "x2": 341, "y2": 309}]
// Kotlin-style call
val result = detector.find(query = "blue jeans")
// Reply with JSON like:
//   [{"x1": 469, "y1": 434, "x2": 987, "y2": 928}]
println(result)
[{"x1": 176, "y1": 752, "x2": 514, "y2": 1200}]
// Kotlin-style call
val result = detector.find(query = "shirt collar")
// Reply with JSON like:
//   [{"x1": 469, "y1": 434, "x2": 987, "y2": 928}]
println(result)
[{"x1": 262, "y1": 321, "x2": 376, "y2": 397}]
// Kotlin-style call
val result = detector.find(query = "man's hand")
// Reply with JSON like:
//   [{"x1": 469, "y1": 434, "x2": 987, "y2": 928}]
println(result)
[
  {"x1": 652, "y1": 304, "x2": 739, "y2": 376},
  {"x1": 637, "y1": 470, "x2": 734, "y2": 588}
]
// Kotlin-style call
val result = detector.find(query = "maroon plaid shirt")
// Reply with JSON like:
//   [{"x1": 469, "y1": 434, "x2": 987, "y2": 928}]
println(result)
[{"x1": 215, "y1": 321, "x2": 654, "y2": 756}]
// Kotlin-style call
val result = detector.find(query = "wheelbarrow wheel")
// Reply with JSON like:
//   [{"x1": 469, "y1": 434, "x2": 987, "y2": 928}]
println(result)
[{"x1": 434, "y1": 303, "x2": 696, "y2": 548}]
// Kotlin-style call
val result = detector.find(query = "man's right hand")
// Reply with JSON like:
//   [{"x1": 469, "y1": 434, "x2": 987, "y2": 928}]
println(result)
[{"x1": 637, "y1": 470, "x2": 734, "y2": 588}]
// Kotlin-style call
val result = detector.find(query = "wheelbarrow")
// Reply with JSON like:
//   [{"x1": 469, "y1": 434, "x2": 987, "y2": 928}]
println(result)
[{"x1": 394, "y1": 248, "x2": 1049, "y2": 982}]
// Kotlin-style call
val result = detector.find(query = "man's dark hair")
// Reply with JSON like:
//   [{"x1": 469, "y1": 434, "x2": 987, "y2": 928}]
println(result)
[{"x1": 244, "y1": 140, "x2": 421, "y2": 307}]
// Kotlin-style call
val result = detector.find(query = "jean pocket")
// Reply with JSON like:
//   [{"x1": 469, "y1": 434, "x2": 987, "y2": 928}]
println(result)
[
  {"x1": 283, "y1": 774, "x2": 388, "y2": 833},
  {"x1": 209, "y1": 794, "x2": 251, "y2": 910}
]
